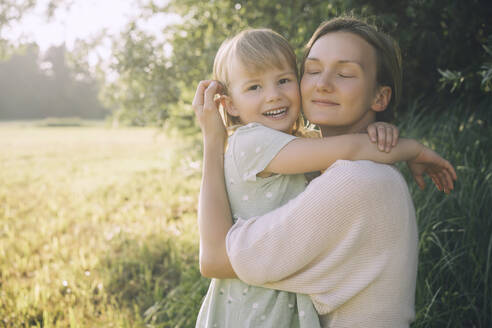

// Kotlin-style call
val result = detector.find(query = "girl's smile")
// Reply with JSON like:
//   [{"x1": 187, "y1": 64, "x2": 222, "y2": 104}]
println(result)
[{"x1": 262, "y1": 106, "x2": 289, "y2": 119}]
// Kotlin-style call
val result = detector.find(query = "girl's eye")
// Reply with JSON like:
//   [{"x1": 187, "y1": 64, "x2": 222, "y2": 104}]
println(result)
[
  {"x1": 247, "y1": 85, "x2": 260, "y2": 91},
  {"x1": 279, "y1": 78, "x2": 290, "y2": 84},
  {"x1": 305, "y1": 70, "x2": 320, "y2": 75}
]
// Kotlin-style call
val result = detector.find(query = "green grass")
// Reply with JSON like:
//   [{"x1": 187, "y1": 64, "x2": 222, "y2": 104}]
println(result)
[
  {"x1": 1, "y1": 105, "x2": 490, "y2": 327},
  {"x1": 0, "y1": 125, "x2": 207, "y2": 327},
  {"x1": 397, "y1": 103, "x2": 491, "y2": 327}
]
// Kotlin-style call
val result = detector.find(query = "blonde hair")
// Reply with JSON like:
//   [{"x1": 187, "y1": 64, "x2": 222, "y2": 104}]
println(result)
[{"x1": 213, "y1": 28, "x2": 305, "y2": 135}]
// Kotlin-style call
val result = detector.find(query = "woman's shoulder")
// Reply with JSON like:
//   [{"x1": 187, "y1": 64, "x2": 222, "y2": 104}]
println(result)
[{"x1": 322, "y1": 160, "x2": 407, "y2": 188}]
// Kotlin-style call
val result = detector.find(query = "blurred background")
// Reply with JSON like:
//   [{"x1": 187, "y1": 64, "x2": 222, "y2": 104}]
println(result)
[
  {"x1": 0, "y1": 1, "x2": 491, "y2": 327},
  {"x1": 1, "y1": 0, "x2": 491, "y2": 127}
]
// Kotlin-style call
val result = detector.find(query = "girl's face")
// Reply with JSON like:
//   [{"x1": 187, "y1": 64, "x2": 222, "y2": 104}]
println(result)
[
  {"x1": 300, "y1": 32, "x2": 383, "y2": 134},
  {"x1": 225, "y1": 57, "x2": 301, "y2": 134}
]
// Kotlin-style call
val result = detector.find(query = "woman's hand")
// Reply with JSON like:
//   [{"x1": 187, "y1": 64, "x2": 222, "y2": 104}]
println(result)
[
  {"x1": 192, "y1": 80, "x2": 227, "y2": 147},
  {"x1": 367, "y1": 122, "x2": 399, "y2": 153},
  {"x1": 407, "y1": 147, "x2": 457, "y2": 193}
]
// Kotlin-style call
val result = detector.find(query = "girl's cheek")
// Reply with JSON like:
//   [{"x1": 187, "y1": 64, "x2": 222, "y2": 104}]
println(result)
[{"x1": 286, "y1": 83, "x2": 299, "y2": 94}]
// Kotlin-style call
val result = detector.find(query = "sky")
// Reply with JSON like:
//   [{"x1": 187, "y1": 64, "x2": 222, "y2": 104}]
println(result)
[{"x1": 3, "y1": 0, "x2": 180, "y2": 65}]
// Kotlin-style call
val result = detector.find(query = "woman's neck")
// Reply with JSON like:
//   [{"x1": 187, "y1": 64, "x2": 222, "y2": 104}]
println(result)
[{"x1": 319, "y1": 111, "x2": 376, "y2": 137}]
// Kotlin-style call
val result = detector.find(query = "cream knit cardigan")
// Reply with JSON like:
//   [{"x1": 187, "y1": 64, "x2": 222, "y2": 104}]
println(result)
[{"x1": 226, "y1": 160, "x2": 418, "y2": 328}]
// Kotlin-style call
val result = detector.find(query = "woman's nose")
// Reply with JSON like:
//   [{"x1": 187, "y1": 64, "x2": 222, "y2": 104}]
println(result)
[{"x1": 316, "y1": 73, "x2": 335, "y2": 93}]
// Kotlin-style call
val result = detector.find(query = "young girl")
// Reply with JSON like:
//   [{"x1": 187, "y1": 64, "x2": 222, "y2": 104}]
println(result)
[{"x1": 193, "y1": 28, "x2": 455, "y2": 327}]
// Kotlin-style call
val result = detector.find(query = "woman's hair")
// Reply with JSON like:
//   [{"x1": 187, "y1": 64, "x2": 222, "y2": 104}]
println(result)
[
  {"x1": 213, "y1": 28, "x2": 304, "y2": 134},
  {"x1": 301, "y1": 16, "x2": 402, "y2": 122}
]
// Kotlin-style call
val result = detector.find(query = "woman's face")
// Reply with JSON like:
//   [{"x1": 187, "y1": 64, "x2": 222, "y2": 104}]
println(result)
[{"x1": 300, "y1": 31, "x2": 382, "y2": 134}]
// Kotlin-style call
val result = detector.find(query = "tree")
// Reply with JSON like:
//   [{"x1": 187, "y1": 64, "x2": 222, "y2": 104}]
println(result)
[
  {"x1": 347, "y1": 0, "x2": 492, "y2": 116},
  {"x1": 0, "y1": 0, "x2": 66, "y2": 59},
  {"x1": 0, "y1": 44, "x2": 107, "y2": 120},
  {"x1": 103, "y1": 0, "x2": 348, "y2": 128},
  {"x1": 100, "y1": 0, "x2": 491, "y2": 127}
]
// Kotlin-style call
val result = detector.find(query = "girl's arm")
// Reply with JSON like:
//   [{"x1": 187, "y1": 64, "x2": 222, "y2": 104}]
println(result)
[
  {"x1": 266, "y1": 134, "x2": 422, "y2": 174},
  {"x1": 198, "y1": 136, "x2": 237, "y2": 278},
  {"x1": 192, "y1": 80, "x2": 237, "y2": 278},
  {"x1": 367, "y1": 121, "x2": 399, "y2": 152},
  {"x1": 266, "y1": 134, "x2": 456, "y2": 192}
]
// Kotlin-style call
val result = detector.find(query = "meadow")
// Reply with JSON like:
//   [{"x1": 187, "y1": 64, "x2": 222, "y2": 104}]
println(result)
[
  {"x1": 0, "y1": 124, "x2": 207, "y2": 327},
  {"x1": 1, "y1": 106, "x2": 491, "y2": 327}
]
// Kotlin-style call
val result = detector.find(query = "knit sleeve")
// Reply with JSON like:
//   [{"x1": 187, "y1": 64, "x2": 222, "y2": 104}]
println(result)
[
  {"x1": 228, "y1": 123, "x2": 297, "y2": 182},
  {"x1": 226, "y1": 160, "x2": 408, "y2": 314}
]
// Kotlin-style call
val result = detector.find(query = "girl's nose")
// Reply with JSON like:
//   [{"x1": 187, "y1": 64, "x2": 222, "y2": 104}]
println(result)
[
  {"x1": 316, "y1": 72, "x2": 335, "y2": 93},
  {"x1": 265, "y1": 86, "x2": 282, "y2": 102}
]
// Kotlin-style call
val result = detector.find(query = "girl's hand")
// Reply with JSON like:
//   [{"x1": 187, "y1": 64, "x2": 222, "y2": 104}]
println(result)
[
  {"x1": 407, "y1": 147, "x2": 457, "y2": 193},
  {"x1": 367, "y1": 122, "x2": 399, "y2": 153},
  {"x1": 192, "y1": 80, "x2": 227, "y2": 146}
]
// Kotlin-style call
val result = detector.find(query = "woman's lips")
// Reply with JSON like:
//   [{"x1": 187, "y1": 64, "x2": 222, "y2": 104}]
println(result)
[{"x1": 311, "y1": 99, "x2": 339, "y2": 106}]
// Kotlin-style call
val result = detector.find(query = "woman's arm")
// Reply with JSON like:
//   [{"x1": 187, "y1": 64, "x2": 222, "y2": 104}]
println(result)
[{"x1": 192, "y1": 80, "x2": 237, "y2": 278}]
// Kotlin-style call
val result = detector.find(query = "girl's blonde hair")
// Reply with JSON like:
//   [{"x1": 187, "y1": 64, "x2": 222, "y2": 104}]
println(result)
[{"x1": 213, "y1": 28, "x2": 305, "y2": 135}]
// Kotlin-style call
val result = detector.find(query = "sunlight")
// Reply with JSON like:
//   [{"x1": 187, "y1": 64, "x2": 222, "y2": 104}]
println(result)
[{"x1": 3, "y1": 0, "x2": 180, "y2": 53}]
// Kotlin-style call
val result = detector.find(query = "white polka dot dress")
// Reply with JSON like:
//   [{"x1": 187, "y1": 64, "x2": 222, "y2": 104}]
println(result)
[{"x1": 196, "y1": 123, "x2": 320, "y2": 327}]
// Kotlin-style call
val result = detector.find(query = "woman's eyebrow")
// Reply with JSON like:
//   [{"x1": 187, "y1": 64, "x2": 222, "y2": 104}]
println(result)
[
  {"x1": 306, "y1": 57, "x2": 363, "y2": 68},
  {"x1": 337, "y1": 60, "x2": 363, "y2": 68}
]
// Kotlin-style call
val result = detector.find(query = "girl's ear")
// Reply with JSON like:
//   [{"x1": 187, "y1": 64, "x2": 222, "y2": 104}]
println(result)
[
  {"x1": 371, "y1": 86, "x2": 392, "y2": 112},
  {"x1": 221, "y1": 96, "x2": 240, "y2": 117}
]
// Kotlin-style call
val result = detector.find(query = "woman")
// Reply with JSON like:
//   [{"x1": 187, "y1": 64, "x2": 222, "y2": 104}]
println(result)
[{"x1": 193, "y1": 17, "x2": 456, "y2": 327}]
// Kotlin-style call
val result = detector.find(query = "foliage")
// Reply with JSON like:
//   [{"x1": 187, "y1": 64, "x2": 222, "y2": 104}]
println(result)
[
  {"x1": 101, "y1": 0, "x2": 491, "y2": 127},
  {"x1": 0, "y1": 0, "x2": 35, "y2": 59},
  {"x1": 104, "y1": 0, "x2": 350, "y2": 128},
  {"x1": 0, "y1": 0, "x2": 65, "y2": 59},
  {"x1": 397, "y1": 100, "x2": 492, "y2": 327},
  {"x1": 478, "y1": 36, "x2": 492, "y2": 93},
  {"x1": 1, "y1": 1, "x2": 491, "y2": 124},
  {"x1": 347, "y1": 0, "x2": 492, "y2": 115},
  {"x1": 0, "y1": 44, "x2": 107, "y2": 120},
  {"x1": 100, "y1": 22, "x2": 180, "y2": 127}
]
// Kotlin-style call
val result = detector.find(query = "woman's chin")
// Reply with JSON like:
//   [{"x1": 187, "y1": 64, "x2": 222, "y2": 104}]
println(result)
[{"x1": 304, "y1": 113, "x2": 339, "y2": 126}]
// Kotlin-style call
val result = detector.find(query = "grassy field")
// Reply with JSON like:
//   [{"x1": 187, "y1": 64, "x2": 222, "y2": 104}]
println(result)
[
  {"x1": 1, "y1": 107, "x2": 491, "y2": 327},
  {"x1": 0, "y1": 124, "x2": 207, "y2": 327}
]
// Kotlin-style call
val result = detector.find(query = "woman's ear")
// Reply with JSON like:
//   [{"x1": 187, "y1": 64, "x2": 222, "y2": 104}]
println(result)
[
  {"x1": 371, "y1": 86, "x2": 392, "y2": 112},
  {"x1": 221, "y1": 96, "x2": 240, "y2": 117}
]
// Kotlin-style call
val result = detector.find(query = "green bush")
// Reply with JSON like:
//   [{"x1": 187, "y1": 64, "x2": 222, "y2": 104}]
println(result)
[{"x1": 103, "y1": 0, "x2": 491, "y2": 126}]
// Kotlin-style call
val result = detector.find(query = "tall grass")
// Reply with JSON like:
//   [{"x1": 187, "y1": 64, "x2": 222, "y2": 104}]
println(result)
[
  {"x1": 0, "y1": 103, "x2": 490, "y2": 327},
  {"x1": 397, "y1": 102, "x2": 491, "y2": 327}
]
